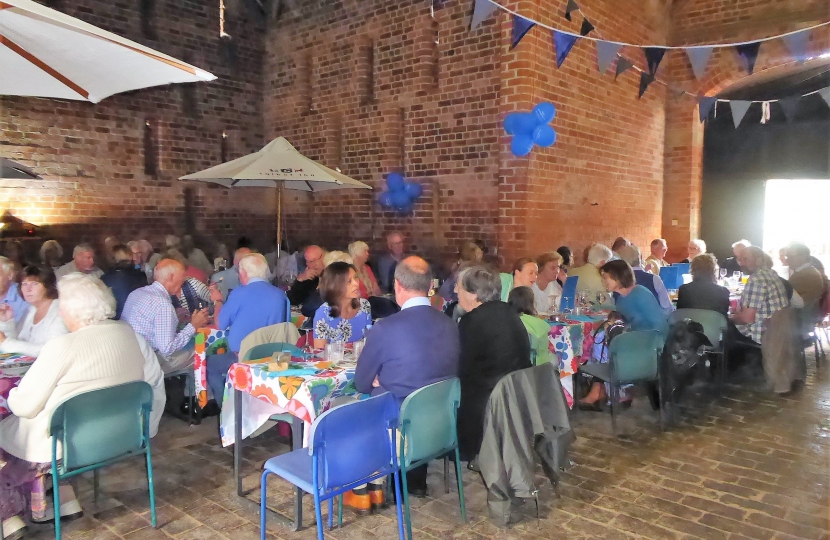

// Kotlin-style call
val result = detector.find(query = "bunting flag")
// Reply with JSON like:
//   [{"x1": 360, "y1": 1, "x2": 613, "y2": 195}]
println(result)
[
  {"x1": 470, "y1": 0, "x2": 498, "y2": 29},
  {"x1": 698, "y1": 96, "x2": 717, "y2": 122},
  {"x1": 553, "y1": 30, "x2": 580, "y2": 68},
  {"x1": 511, "y1": 14, "x2": 536, "y2": 49},
  {"x1": 782, "y1": 30, "x2": 810, "y2": 64},
  {"x1": 615, "y1": 57, "x2": 633, "y2": 79},
  {"x1": 596, "y1": 41, "x2": 623, "y2": 74},
  {"x1": 638, "y1": 72, "x2": 655, "y2": 98},
  {"x1": 730, "y1": 100, "x2": 752, "y2": 128},
  {"x1": 580, "y1": 18, "x2": 594, "y2": 36},
  {"x1": 685, "y1": 47, "x2": 713, "y2": 80},
  {"x1": 644, "y1": 47, "x2": 666, "y2": 75},
  {"x1": 564, "y1": 0, "x2": 579, "y2": 22},
  {"x1": 779, "y1": 97, "x2": 800, "y2": 122},
  {"x1": 735, "y1": 41, "x2": 762, "y2": 74},
  {"x1": 820, "y1": 88, "x2": 830, "y2": 109}
]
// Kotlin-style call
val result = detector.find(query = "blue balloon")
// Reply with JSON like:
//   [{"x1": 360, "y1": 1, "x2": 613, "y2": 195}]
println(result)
[
  {"x1": 504, "y1": 112, "x2": 523, "y2": 135},
  {"x1": 386, "y1": 172, "x2": 406, "y2": 192},
  {"x1": 513, "y1": 112, "x2": 539, "y2": 135},
  {"x1": 511, "y1": 134, "x2": 534, "y2": 157},
  {"x1": 390, "y1": 190, "x2": 410, "y2": 208},
  {"x1": 533, "y1": 102, "x2": 556, "y2": 124},
  {"x1": 378, "y1": 191, "x2": 393, "y2": 207},
  {"x1": 532, "y1": 124, "x2": 557, "y2": 147},
  {"x1": 405, "y1": 181, "x2": 423, "y2": 199}
]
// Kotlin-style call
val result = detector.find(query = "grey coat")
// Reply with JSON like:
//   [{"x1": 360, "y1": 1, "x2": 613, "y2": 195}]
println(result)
[{"x1": 478, "y1": 363, "x2": 575, "y2": 526}]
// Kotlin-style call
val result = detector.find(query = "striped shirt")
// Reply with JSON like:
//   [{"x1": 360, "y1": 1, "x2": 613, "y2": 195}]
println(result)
[{"x1": 122, "y1": 281, "x2": 195, "y2": 357}]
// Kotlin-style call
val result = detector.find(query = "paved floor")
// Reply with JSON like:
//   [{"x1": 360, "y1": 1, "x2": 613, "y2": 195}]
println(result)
[{"x1": 23, "y1": 352, "x2": 830, "y2": 540}]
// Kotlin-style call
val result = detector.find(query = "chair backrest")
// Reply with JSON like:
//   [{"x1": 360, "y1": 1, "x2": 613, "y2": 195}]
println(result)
[
  {"x1": 398, "y1": 378, "x2": 460, "y2": 467},
  {"x1": 608, "y1": 330, "x2": 663, "y2": 383},
  {"x1": 560, "y1": 276, "x2": 579, "y2": 311},
  {"x1": 309, "y1": 392, "x2": 399, "y2": 492},
  {"x1": 527, "y1": 332, "x2": 538, "y2": 365},
  {"x1": 283, "y1": 297, "x2": 292, "y2": 324},
  {"x1": 238, "y1": 322, "x2": 301, "y2": 359},
  {"x1": 659, "y1": 266, "x2": 682, "y2": 290},
  {"x1": 368, "y1": 296, "x2": 401, "y2": 320},
  {"x1": 242, "y1": 342, "x2": 304, "y2": 361},
  {"x1": 672, "y1": 262, "x2": 691, "y2": 275},
  {"x1": 669, "y1": 308, "x2": 727, "y2": 346},
  {"x1": 49, "y1": 381, "x2": 153, "y2": 472}
]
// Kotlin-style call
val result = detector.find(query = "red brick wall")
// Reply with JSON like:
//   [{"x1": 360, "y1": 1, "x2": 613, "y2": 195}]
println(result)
[{"x1": 0, "y1": 0, "x2": 270, "y2": 259}]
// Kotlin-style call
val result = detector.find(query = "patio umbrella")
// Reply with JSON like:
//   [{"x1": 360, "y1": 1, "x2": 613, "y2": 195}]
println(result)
[
  {"x1": 1, "y1": 157, "x2": 39, "y2": 179},
  {"x1": 180, "y1": 136, "x2": 372, "y2": 255},
  {"x1": 0, "y1": 0, "x2": 216, "y2": 103}
]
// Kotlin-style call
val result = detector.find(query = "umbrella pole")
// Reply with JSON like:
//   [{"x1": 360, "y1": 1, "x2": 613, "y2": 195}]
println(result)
[{"x1": 276, "y1": 184, "x2": 283, "y2": 255}]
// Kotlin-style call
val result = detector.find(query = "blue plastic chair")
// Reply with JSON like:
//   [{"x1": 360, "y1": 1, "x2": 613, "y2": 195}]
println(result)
[
  {"x1": 672, "y1": 262, "x2": 691, "y2": 276},
  {"x1": 48, "y1": 381, "x2": 156, "y2": 540},
  {"x1": 398, "y1": 378, "x2": 466, "y2": 540},
  {"x1": 560, "y1": 276, "x2": 579, "y2": 311},
  {"x1": 659, "y1": 266, "x2": 682, "y2": 290},
  {"x1": 669, "y1": 308, "x2": 728, "y2": 392},
  {"x1": 260, "y1": 393, "x2": 406, "y2": 540},
  {"x1": 577, "y1": 330, "x2": 665, "y2": 437}
]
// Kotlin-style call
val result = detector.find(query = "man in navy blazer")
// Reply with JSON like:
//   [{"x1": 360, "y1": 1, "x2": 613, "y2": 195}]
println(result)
[{"x1": 354, "y1": 255, "x2": 460, "y2": 500}]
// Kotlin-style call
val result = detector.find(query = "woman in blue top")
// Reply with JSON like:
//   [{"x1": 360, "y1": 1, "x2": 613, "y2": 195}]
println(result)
[
  {"x1": 601, "y1": 259, "x2": 669, "y2": 336},
  {"x1": 313, "y1": 261, "x2": 372, "y2": 348}
]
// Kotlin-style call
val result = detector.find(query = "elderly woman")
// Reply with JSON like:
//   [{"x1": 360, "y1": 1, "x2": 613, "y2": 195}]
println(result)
[
  {"x1": 0, "y1": 265, "x2": 68, "y2": 357},
  {"x1": 600, "y1": 259, "x2": 668, "y2": 335},
  {"x1": 313, "y1": 261, "x2": 372, "y2": 348},
  {"x1": 0, "y1": 274, "x2": 144, "y2": 532},
  {"x1": 499, "y1": 257, "x2": 538, "y2": 302},
  {"x1": 348, "y1": 242, "x2": 381, "y2": 298},
  {"x1": 456, "y1": 264, "x2": 531, "y2": 461},
  {"x1": 676, "y1": 253, "x2": 730, "y2": 316},
  {"x1": 38, "y1": 240, "x2": 64, "y2": 271},
  {"x1": 507, "y1": 286, "x2": 552, "y2": 365}
]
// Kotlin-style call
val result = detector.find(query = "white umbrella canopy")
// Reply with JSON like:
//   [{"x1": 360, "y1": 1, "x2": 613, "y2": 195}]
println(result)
[
  {"x1": 180, "y1": 137, "x2": 372, "y2": 192},
  {"x1": 0, "y1": 0, "x2": 216, "y2": 103}
]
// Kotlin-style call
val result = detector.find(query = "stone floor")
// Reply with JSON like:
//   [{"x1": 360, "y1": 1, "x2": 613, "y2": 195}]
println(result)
[{"x1": 23, "y1": 350, "x2": 830, "y2": 540}]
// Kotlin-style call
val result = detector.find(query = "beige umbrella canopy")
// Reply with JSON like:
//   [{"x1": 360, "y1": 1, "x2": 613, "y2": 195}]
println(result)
[
  {"x1": 180, "y1": 137, "x2": 372, "y2": 252},
  {"x1": 0, "y1": 0, "x2": 216, "y2": 103}
]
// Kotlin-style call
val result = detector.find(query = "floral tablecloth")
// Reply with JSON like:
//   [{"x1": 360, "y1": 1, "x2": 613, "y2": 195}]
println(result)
[
  {"x1": 193, "y1": 328, "x2": 230, "y2": 408},
  {"x1": 548, "y1": 314, "x2": 606, "y2": 408},
  {"x1": 0, "y1": 353, "x2": 35, "y2": 419},
  {"x1": 219, "y1": 361, "x2": 358, "y2": 447}
]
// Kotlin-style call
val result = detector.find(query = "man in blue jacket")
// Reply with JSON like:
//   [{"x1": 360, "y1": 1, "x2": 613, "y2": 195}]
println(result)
[{"x1": 352, "y1": 256, "x2": 460, "y2": 507}]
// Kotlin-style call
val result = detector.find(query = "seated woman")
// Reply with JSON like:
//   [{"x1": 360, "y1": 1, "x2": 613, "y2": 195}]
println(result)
[
  {"x1": 499, "y1": 257, "x2": 538, "y2": 302},
  {"x1": 348, "y1": 241, "x2": 381, "y2": 298},
  {"x1": 676, "y1": 253, "x2": 730, "y2": 316},
  {"x1": 456, "y1": 264, "x2": 531, "y2": 461},
  {"x1": 601, "y1": 260, "x2": 668, "y2": 335},
  {"x1": 507, "y1": 286, "x2": 552, "y2": 365},
  {"x1": 0, "y1": 265, "x2": 68, "y2": 358},
  {"x1": 0, "y1": 274, "x2": 145, "y2": 534},
  {"x1": 312, "y1": 261, "x2": 372, "y2": 348},
  {"x1": 302, "y1": 251, "x2": 353, "y2": 318}
]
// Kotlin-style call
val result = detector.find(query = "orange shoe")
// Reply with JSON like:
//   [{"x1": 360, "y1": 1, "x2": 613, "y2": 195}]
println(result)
[
  {"x1": 368, "y1": 483, "x2": 387, "y2": 510},
  {"x1": 342, "y1": 488, "x2": 371, "y2": 514}
]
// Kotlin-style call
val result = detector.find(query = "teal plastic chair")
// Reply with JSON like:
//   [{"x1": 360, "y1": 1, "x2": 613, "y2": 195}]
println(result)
[
  {"x1": 48, "y1": 381, "x2": 156, "y2": 540},
  {"x1": 577, "y1": 330, "x2": 665, "y2": 437},
  {"x1": 398, "y1": 378, "x2": 466, "y2": 540},
  {"x1": 669, "y1": 308, "x2": 728, "y2": 391},
  {"x1": 242, "y1": 342, "x2": 305, "y2": 361},
  {"x1": 527, "y1": 332, "x2": 538, "y2": 366}
]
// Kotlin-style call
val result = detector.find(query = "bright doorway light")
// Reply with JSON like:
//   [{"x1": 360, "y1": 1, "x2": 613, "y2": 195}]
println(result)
[{"x1": 763, "y1": 179, "x2": 830, "y2": 270}]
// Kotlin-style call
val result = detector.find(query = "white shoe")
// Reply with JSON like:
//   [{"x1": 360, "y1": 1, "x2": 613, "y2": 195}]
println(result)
[
  {"x1": 30, "y1": 497, "x2": 83, "y2": 524},
  {"x1": 1, "y1": 515, "x2": 28, "y2": 540}
]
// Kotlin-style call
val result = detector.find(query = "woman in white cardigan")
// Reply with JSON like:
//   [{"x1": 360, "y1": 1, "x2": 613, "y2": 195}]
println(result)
[
  {"x1": 0, "y1": 273, "x2": 144, "y2": 536},
  {"x1": 0, "y1": 265, "x2": 68, "y2": 358}
]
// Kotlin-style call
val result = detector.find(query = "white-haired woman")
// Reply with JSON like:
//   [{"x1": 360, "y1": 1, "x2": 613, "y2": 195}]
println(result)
[
  {"x1": 0, "y1": 274, "x2": 145, "y2": 533},
  {"x1": 38, "y1": 240, "x2": 63, "y2": 271},
  {"x1": 348, "y1": 241, "x2": 381, "y2": 298}
]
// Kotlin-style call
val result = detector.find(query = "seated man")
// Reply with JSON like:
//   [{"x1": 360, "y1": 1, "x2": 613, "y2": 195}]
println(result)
[
  {"x1": 617, "y1": 245, "x2": 672, "y2": 313},
  {"x1": 101, "y1": 244, "x2": 148, "y2": 319},
  {"x1": 210, "y1": 247, "x2": 251, "y2": 301},
  {"x1": 376, "y1": 231, "x2": 406, "y2": 293},
  {"x1": 721, "y1": 239, "x2": 750, "y2": 277},
  {"x1": 643, "y1": 238, "x2": 669, "y2": 274},
  {"x1": 569, "y1": 244, "x2": 614, "y2": 306},
  {"x1": 206, "y1": 253, "x2": 290, "y2": 406},
  {"x1": 286, "y1": 245, "x2": 325, "y2": 306},
  {"x1": 680, "y1": 239, "x2": 706, "y2": 264},
  {"x1": 677, "y1": 253, "x2": 730, "y2": 316},
  {"x1": 730, "y1": 246, "x2": 788, "y2": 348},
  {"x1": 786, "y1": 242, "x2": 826, "y2": 308},
  {"x1": 122, "y1": 259, "x2": 210, "y2": 373},
  {"x1": 55, "y1": 243, "x2": 103, "y2": 279},
  {"x1": 353, "y1": 256, "x2": 460, "y2": 506}
]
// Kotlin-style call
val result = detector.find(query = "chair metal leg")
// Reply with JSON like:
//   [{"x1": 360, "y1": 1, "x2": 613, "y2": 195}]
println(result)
[
  {"x1": 443, "y1": 456, "x2": 450, "y2": 494},
  {"x1": 657, "y1": 378, "x2": 665, "y2": 432},
  {"x1": 454, "y1": 447, "x2": 467, "y2": 523},
  {"x1": 93, "y1": 469, "x2": 100, "y2": 505},
  {"x1": 401, "y1": 459, "x2": 413, "y2": 540},
  {"x1": 313, "y1": 493, "x2": 325, "y2": 540},
  {"x1": 259, "y1": 472, "x2": 269, "y2": 540},
  {"x1": 392, "y1": 469, "x2": 406, "y2": 540},
  {"x1": 338, "y1": 495, "x2": 343, "y2": 527},
  {"x1": 52, "y1": 462, "x2": 62, "y2": 540},
  {"x1": 146, "y1": 443, "x2": 157, "y2": 527},
  {"x1": 609, "y1": 384, "x2": 618, "y2": 437}
]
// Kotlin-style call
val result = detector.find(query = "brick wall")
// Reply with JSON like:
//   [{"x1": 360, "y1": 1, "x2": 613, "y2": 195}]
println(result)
[{"x1": 0, "y1": 0, "x2": 270, "y2": 259}]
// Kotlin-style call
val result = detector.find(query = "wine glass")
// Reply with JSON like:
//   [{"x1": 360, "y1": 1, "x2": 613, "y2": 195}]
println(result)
[
  {"x1": 596, "y1": 291, "x2": 607, "y2": 305},
  {"x1": 732, "y1": 271, "x2": 742, "y2": 282},
  {"x1": 548, "y1": 295, "x2": 560, "y2": 318},
  {"x1": 719, "y1": 268, "x2": 727, "y2": 281}
]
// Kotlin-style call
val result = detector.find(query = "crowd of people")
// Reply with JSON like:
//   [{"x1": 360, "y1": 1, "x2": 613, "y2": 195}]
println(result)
[{"x1": 0, "y1": 230, "x2": 827, "y2": 528}]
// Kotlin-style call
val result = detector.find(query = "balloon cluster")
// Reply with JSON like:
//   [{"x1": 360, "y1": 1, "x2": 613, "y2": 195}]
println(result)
[
  {"x1": 378, "y1": 172, "x2": 423, "y2": 213},
  {"x1": 504, "y1": 102, "x2": 558, "y2": 157}
]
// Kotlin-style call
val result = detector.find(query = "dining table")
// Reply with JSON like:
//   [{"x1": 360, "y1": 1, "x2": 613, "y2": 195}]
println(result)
[
  {"x1": 0, "y1": 353, "x2": 35, "y2": 420},
  {"x1": 547, "y1": 311, "x2": 608, "y2": 408}
]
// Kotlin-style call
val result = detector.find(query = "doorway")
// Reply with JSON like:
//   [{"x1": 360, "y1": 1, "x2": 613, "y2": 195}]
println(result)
[{"x1": 763, "y1": 179, "x2": 830, "y2": 271}]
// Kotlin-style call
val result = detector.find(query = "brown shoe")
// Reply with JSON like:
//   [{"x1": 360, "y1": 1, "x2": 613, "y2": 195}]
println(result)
[
  {"x1": 368, "y1": 483, "x2": 387, "y2": 510},
  {"x1": 342, "y1": 488, "x2": 371, "y2": 514}
]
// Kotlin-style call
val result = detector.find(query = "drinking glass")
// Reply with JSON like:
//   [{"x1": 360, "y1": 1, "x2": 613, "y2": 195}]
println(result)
[
  {"x1": 353, "y1": 339, "x2": 365, "y2": 359},
  {"x1": 326, "y1": 341, "x2": 345, "y2": 364},
  {"x1": 547, "y1": 295, "x2": 560, "y2": 318},
  {"x1": 719, "y1": 268, "x2": 727, "y2": 281},
  {"x1": 732, "y1": 271, "x2": 742, "y2": 282},
  {"x1": 596, "y1": 292, "x2": 607, "y2": 305}
]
